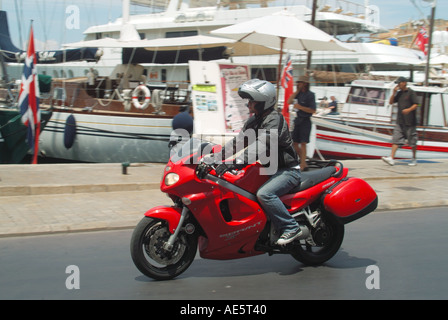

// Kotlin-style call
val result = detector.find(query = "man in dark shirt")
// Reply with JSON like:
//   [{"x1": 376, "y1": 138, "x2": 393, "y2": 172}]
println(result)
[
  {"x1": 382, "y1": 77, "x2": 419, "y2": 166},
  {"x1": 287, "y1": 75, "x2": 316, "y2": 171}
]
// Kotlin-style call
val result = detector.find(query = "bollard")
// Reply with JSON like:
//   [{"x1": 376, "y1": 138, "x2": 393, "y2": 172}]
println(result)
[{"x1": 122, "y1": 162, "x2": 130, "y2": 174}]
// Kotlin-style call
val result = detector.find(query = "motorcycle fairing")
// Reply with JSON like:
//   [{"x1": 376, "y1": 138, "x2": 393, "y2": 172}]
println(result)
[
  {"x1": 144, "y1": 206, "x2": 182, "y2": 233},
  {"x1": 188, "y1": 185, "x2": 267, "y2": 260}
]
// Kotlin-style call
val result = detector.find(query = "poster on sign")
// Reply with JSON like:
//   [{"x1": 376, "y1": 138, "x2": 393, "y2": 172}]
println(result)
[
  {"x1": 189, "y1": 61, "x2": 250, "y2": 137},
  {"x1": 219, "y1": 64, "x2": 250, "y2": 132}
]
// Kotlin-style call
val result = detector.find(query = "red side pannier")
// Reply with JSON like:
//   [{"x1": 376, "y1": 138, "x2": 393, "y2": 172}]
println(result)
[{"x1": 322, "y1": 177, "x2": 378, "y2": 224}]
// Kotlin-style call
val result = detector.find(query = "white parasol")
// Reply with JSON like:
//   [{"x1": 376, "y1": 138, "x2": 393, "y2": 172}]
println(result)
[{"x1": 210, "y1": 11, "x2": 353, "y2": 87}]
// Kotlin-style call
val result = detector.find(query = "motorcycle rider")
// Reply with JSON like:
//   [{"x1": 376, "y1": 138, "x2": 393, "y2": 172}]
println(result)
[{"x1": 209, "y1": 79, "x2": 303, "y2": 245}]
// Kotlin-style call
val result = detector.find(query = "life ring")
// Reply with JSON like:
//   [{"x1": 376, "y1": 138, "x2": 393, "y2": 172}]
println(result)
[{"x1": 132, "y1": 85, "x2": 151, "y2": 110}]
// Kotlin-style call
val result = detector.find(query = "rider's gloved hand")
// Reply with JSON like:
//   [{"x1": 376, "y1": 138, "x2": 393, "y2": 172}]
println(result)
[
  {"x1": 215, "y1": 163, "x2": 246, "y2": 176},
  {"x1": 196, "y1": 163, "x2": 211, "y2": 179},
  {"x1": 215, "y1": 164, "x2": 235, "y2": 176}
]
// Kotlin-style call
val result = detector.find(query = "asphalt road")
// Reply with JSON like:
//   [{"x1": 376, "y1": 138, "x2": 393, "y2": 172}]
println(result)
[{"x1": 1, "y1": 207, "x2": 447, "y2": 302}]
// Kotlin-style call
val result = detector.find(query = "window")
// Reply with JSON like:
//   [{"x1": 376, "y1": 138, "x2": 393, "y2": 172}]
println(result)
[
  {"x1": 251, "y1": 68, "x2": 276, "y2": 82},
  {"x1": 419, "y1": 92, "x2": 448, "y2": 127},
  {"x1": 165, "y1": 31, "x2": 198, "y2": 38},
  {"x1": 347, "y1": 86, "x2": 386, "y2": 107}
]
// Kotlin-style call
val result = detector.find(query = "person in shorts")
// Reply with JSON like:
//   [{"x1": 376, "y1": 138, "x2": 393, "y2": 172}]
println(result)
[
  {"x1": 287, "y1": 75, "x2": 316, "y2": 171},
  {"x1": 382, "y1": 77, "x2": 419, "y2": 166}
]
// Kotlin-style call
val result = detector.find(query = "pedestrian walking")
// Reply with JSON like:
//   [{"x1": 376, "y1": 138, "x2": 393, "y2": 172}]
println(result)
[{"x1": 382, "y1": 77, "x2": 419, "y2": 166}]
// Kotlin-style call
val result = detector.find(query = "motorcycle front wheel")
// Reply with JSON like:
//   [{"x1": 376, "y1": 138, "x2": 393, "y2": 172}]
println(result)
[
  {"x1": 130, "y1": 217, "x2": 198, "y2": 280},
  {"x1": 290, "y1": 214, "x2": 344, "y2": 266}
]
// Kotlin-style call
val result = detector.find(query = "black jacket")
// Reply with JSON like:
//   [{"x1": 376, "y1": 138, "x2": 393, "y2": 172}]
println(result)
[{"x1": 219, "y1": 108, "x2": 299, "y2": 170}]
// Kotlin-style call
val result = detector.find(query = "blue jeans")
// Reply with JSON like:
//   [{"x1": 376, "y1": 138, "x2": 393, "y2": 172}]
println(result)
[{"x1": 256, "y1": 167, "x2": 301, "y2": 233}]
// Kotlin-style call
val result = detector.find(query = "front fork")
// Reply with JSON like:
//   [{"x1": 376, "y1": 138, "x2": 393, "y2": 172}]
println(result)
[{"x1": 163, "y1": 206, "x2": 189, "y2": 251}]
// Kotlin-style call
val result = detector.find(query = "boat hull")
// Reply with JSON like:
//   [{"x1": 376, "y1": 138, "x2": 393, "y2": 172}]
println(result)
[
  {"x1": 40, "y1": 110, "x2": 173, "y2": 163},
  {"x1": 315, "y1": 118, "x2": 448, "y2": 160},
  {"x1": 0, "y1": 108, "x2": 53, "y2": 164}
]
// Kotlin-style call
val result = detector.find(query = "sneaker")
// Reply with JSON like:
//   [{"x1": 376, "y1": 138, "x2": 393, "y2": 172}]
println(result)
[
  {"x1": 408, "y1": 159, "x2": 417, "y2": 166},
  {"x1": 276, "y1": 228, "x2": 302, "y2": 245},
  {"x1": 381, "y1": 156, "x2": 395, "y2": 166}
]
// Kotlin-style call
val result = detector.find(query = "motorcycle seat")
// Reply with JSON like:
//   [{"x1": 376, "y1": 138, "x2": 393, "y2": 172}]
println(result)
[{"x1": 289, "y1": 166, "x2": 336, "y2": 193}]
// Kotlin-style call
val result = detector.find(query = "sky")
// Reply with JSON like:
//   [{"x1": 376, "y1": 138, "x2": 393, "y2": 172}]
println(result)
[{"x1": 1, "y1": 0, "x2": 447, "y2": 51}]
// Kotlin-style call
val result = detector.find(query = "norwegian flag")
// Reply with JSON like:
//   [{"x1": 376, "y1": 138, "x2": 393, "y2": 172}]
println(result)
[
  {"x1": 18, "y1": 25, "x2": 40, "y2": 164},
  {"x1": 281, "y1": 54, "x2": 293, "y2": 125},
  {"x1": 415, "y1": 27, "x2": 429, "y2": 55}
]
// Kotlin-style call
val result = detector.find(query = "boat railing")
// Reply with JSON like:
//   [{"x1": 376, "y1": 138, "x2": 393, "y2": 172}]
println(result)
[
  {"x1": 146, "y1": 82, "x2": 191, "y2": 105},
  {"x1": 0, "y1": 82, "x2": 18, "y2": 107},
  {"x1": 81, "y1": 77, "x2": 192, "y2": 106},
  {"x1": 149, "y1": 0, "x2": 374, "y2": 17},
  {"x1": 316, "y1": 0, "x2": 367, "y2": 17}
]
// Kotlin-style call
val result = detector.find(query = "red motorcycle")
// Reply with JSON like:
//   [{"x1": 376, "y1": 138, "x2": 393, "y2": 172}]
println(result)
[{"x1": 130, "y1": 138, "x2": 378, "y2": 280}]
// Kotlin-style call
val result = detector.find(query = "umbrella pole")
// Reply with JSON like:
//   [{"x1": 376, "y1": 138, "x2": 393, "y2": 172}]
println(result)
[
  {"x1": 276, "y1": 37, "x2": 285, "y2": 104},
  {"x1": 424, "y1": 0, "x2": 437, "y2": 87},
  {"x1": 306, "y1": 0, "x2": 318, "y2": 76}
]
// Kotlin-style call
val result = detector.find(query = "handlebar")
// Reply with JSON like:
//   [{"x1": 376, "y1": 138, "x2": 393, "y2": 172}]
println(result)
[
  {"x1": 196, "y1": 162, "x2": 240, "y2": 180},
  {"x1": 196, "y1": 162, "x2": 213, "y2": 180}
]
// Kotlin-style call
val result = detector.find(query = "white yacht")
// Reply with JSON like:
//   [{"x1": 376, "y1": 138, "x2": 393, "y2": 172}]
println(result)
[{"x1": 19, "y1": 0, "x2": 411, "y2": 83}]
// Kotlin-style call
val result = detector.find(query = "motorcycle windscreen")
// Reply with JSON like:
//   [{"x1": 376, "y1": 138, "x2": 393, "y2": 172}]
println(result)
[{"x1": 322, "y1": 177, "x2": 378, "y2": 224}]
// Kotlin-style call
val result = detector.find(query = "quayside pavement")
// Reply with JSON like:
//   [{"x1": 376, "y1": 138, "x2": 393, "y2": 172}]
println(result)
[{"x1": 0, "y1": 159, "x2": 447, "y2": 237}]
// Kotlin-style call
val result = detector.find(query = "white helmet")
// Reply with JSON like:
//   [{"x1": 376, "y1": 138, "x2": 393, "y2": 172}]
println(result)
[{"x1": 238, "y1": 79, "x2": 276, "y2": 111}]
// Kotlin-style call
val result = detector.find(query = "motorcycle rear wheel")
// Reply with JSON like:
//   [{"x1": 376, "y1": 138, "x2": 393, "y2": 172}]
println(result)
[
  {"x1": 290, "y1": 214, "x2": 344, "y2": 266},
  {"x1": 130, "y1": 217, "x2": 198, "y2": 280}
]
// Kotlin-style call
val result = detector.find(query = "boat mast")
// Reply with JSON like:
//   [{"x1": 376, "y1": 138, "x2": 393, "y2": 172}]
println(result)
[
  {"x1": 123, "y1": 0, "x2": 130, "y2": 23},
  {"x1": 424, "y1": 0, "x2": 437, "y2": 86},
  {"x1": 364, "y1": 0, "x2": 369, "y2": 23}
]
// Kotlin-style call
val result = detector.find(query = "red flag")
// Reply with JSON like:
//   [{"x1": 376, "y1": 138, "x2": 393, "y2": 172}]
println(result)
[
  {"x1": 415, "y1": 27, "x2": 429, "y2": 55},
  {"x1": 18, "y1": 25, "x2": 40, "y2": 164},
  {"x1": 281, "y1": 54, "x2": 293, "y2": 125}
]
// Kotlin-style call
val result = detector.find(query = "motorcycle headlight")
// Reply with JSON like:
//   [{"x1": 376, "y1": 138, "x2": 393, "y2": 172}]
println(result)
[{"x1": 164, "y1": 172, "x2": 180, "y2": 186}]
